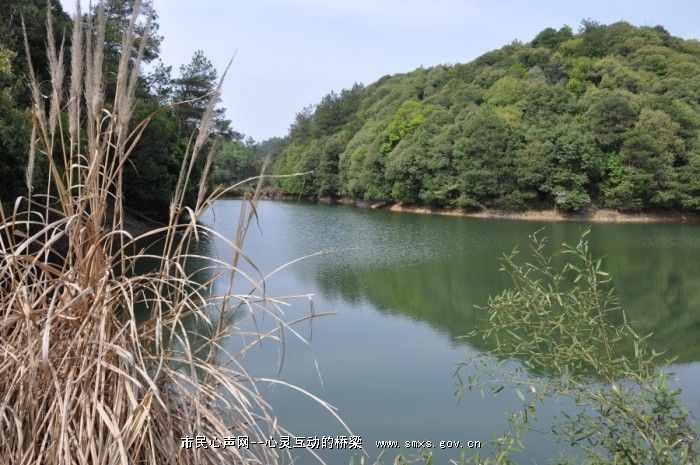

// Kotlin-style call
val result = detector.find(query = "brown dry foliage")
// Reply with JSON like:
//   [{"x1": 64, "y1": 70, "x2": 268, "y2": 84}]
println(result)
[{"x1": 0, "y1": 2, "x2": 337, "y2": 464}]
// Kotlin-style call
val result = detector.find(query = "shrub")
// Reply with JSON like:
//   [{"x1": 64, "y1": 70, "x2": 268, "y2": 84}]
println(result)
[{"x1": 457, "y1": 231, "x2": 698, "y2": 465}]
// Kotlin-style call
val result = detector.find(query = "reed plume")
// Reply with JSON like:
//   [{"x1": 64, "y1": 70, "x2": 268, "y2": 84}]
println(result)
[{"x1": 0, "y1": 2, "x2": 336, "y2": 464}]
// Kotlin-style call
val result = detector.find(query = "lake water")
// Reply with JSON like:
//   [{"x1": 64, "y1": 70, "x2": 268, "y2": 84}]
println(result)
[{"x1": 201, "y1": 199, "x2": 700, "y2": 464}]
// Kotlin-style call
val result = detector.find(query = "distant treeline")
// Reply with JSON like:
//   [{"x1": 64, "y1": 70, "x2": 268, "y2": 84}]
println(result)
[
  {"x1": 0, "y1": 0, "x2": 281, "y2": 220},
  {"x1": 273, "y1": 21, "x2": 700, "y2": 212}
]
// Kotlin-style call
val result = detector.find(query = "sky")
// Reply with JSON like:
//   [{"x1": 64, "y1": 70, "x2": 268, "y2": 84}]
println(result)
[{"x1": 60, "y1": 0, "x2": 700, "y2": 141}]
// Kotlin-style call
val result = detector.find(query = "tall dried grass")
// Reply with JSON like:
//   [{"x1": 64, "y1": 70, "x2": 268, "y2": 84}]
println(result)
[{"x1": 0, "y1": 2, "x2": 337, "y2": 464}]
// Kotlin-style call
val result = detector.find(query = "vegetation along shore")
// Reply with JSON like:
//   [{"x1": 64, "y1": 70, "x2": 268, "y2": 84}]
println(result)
[
  {"x1": 234, "y1": 191, "x2": 700, "y2": 223},
  {"x1": 350, "y1": 198, "x2": 700, "y2": 223}
]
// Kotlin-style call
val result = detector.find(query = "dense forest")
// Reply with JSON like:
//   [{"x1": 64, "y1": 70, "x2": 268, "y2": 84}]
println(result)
[
  {"x1": 3, "y1": 8, "x2": 699, "y2": 215},
  {"x1": 0, "y1": 0, "x2": 275, "y2": 220},
  {"x1": 274, "y1": 21, "x2": 700, "y2": 212}
]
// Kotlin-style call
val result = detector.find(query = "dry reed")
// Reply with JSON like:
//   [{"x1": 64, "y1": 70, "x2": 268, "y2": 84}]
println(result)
[{"x1": 0, "y1": 2, "x2": 339, "y2": 464}]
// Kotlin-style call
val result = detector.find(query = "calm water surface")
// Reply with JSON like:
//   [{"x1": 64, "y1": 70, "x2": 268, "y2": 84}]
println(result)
[{"x1": 201, "y1": 200, "x2": 700, "y2": 464}]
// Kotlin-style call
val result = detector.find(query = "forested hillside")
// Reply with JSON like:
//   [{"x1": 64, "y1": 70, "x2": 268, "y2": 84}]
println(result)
[
  {"x1": 0, "y1": 0, "x2": 259, "y2": 220},
  {"x1": 274, "y1": 21, "x2": 700, "y2": 212}
]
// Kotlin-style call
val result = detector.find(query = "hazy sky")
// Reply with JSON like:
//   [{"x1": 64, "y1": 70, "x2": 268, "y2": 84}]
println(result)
[{"x1": 60, "y1": 0, "x2": 699, "y2": 141}]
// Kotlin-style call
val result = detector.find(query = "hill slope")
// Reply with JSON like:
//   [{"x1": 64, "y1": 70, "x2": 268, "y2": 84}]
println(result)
[{"x1": 274, "y1": 21, "x2": 700, "y2": 213}]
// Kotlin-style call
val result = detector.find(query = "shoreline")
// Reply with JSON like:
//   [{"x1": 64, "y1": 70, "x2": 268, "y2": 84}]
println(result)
[
  {"x1": 385, "y1": 203, "x2": 699, "y2": 224},
  {"x1": 225, "y1": 190, "x2": 700, "y2": 224},
  {"x1": 315, "y1": 196, "x2": 700, "y2": 224}
]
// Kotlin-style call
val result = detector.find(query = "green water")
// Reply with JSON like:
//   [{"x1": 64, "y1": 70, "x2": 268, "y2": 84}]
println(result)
[{"x1": 202, "y1": 200, "x2": 700, "y2": 464}]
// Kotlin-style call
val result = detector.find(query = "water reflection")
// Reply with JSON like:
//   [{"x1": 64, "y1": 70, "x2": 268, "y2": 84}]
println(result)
[
  {"x1": 202, "y1": 200, "x2": 700, "y2": 463},
  {"x1": 313, "y1": 246, "x2": 700, "y2": 363},
  {"x1": 294, "y1": 209, "x2": 700, "y2": 364}
]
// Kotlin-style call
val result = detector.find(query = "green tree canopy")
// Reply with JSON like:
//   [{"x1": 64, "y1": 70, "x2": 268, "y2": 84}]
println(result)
[{"x1": 273, "y1": 21, "x2": 700, "y2": 213}]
